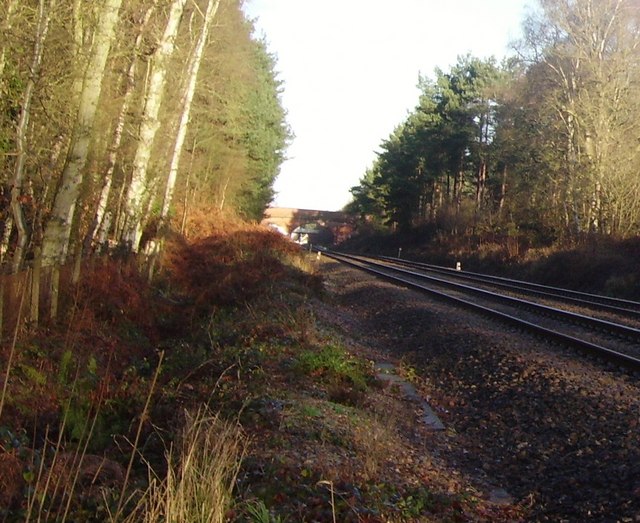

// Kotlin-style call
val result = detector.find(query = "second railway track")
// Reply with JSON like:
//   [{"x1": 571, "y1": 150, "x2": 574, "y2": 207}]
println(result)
[{"x1": 323, "y1": 250, "x2": 640, "y2": 372}]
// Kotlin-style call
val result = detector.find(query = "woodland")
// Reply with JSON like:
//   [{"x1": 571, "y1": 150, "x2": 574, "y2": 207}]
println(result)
[
  {"x1": 347, "y1": 0, "x2": 640, "y2": 246},
  {"x1": 0, "y1": 0, "x2": 289, "y2": 319},
  {"x1": 1, "y1": 0, "x2": 640, "y2": 521}
]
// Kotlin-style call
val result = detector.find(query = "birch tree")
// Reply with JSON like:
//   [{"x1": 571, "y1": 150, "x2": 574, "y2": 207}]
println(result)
[
  {"x1": 160, "y1": 0, "x2": 221, "y2": 227},
  {"x1": 10, "y1": 0, "x2": 56, "y2": 272},
  {"x1": 0, "y1": 0, "x2": 19, "y2": 84},
  {"x1": 120, "y1": 0, "x2": 188, "y2": 252},
  {"x1": 524, "y1": 0, "x2": 640, "y2": 234},
  {"x1": 86, "y1": 2, "x2": 158, "y2": 250},
  {"x1": 40, "y1": 0, "x2": 123, "y2": 267},
  {"x1": 0, "y1": 0, "x2": 21, "y2": 179}
]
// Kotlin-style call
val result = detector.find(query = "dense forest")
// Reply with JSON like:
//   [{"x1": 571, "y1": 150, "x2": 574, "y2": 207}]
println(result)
[
  {"x1": 0, "y1": 0, "x2": 289, "y2": 270},
  {"x1": 347, "y1": 0, "x2": 640, "y2": 246}
]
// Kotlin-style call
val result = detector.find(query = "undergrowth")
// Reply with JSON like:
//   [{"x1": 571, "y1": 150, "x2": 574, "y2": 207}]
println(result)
[
  {"x1": 0, "y1": 217, "x2": 523, "y2": 521},
  {"x1": 121, "y1": 407, "x2": 245, "y2": 523},
  {"x1": 0, "y1": 220, "x2": 320, "y2": 521}
]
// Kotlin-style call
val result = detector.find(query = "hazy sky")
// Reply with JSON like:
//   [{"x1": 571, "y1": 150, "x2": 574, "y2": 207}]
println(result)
[{"x1": 243, "y1": 0, "x2": 534, "y2": 211}]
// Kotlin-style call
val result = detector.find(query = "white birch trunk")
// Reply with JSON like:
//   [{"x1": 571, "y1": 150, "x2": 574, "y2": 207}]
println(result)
[
  {"x1": 30, "y1": 247, "x2": 41, "y2": 324},
  {"x1": 180, "y1": 136, "x2": 197, "y2": 235},
  {"x1": 11, "y1": 0, "x2": 56, "y2": 273},
  {"x1": 219, "y1": 172, "x2": 231, "y2": 211},
  {"x1": 0, "y1": 215, "x2": 12, "y2": 262},
  {"x1": 40, "y1": 0, "x2": 123, "y2": 267},
  {"x1": 0, "y1": 0, "x2": 19, "y2": 81},
  {"x1": 86, "y1": 2, "x2": 157, "y2": 250},
  {"x1": 71, "y1": 0, "x2": 85, "y2": 100},
  {"x1": 121, "y1": 0, "x2": 187, "y2": 252},
  {"x1": 160, "y1": 0, "x2": 221, "y2": 225}
]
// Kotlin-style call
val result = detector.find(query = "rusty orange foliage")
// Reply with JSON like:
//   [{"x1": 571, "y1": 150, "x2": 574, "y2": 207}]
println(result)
[{"x1": 163, "y1": 220, "x2": 307, "y2": 315}]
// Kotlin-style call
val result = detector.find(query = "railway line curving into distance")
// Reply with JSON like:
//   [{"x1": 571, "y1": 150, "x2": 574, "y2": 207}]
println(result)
[
  {"x1": 323, "y1": 250, "x2": 640, "y2": 373},
  {"x1": 319, "y1": 250, "x2": 640, "y2": 520}
]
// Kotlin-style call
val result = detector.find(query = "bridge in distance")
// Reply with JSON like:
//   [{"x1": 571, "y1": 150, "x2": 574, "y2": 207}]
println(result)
[{"x1": 261, "y1": 207, "x2": 354, "y2": 244}]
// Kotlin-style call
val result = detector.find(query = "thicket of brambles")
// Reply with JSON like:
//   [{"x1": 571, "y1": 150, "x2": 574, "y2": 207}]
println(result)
[{"x1": 347, "y1": 0, "x2": 640, "y2": 248}]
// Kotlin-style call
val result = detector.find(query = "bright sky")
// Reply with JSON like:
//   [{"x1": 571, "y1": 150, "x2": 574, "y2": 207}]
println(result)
[{"x1": 243, "y1": 0, "x2": 534, "y2": 211}]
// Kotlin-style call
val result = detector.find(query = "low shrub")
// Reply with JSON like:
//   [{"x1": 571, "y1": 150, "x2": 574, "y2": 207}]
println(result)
[{"x1": 296, "y1": 344, "x2": 369, "y2": 393}]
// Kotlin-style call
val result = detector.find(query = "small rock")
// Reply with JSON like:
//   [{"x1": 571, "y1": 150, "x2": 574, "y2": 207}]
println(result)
[{"x1": 488, "y1": 487, "x2": 514, "y2": 505}]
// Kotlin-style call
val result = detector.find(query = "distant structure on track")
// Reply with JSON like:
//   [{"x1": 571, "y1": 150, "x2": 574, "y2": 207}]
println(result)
[{"x1": 261, "y1": 207, "x2": 354, "y2": 245}]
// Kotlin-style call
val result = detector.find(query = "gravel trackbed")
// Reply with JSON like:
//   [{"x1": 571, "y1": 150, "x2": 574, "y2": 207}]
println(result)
[{"x1": 319, "y1": 258, "x2": 640, "y2": 522}]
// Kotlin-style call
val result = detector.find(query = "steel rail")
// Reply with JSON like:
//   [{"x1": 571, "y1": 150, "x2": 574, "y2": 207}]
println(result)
[
  {"x1": 377, "y1": 255, "x2": 640, "y2": 316},
  {"x1": 325, "y1": 251, "x2": 640, "y2": 372},
  {"x1": 343, "y1": 253, "x2": 640, "y2": 342}
]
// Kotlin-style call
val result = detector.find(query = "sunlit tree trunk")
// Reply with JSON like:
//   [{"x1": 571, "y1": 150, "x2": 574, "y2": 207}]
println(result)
[
  {"x1": 121, "y1": 0, "x2": 187, "y2": 252},
  {"x1": 41, "y1": 0, "x2": 123, "y2": 267},
  {"x1": 86, "y1": 2, "x2": 157, "y2": 251},
  {"x1": 219, "y1": 168, "x2": 231, "y2": 211},
  {"x1": 431, "y1": 178, "x2": 442, "y2": 220},
  {"x1": 0, "y1": 211, "x2": 11, "y2": 336},
  {"x1": 0, "y1": 0, "x2": 19, "y2": 83},
  {"x1": 0, "y1": 216, "x2": 12, "y2": 262},
  {"x1": 498, "y1": 164, "x2": 508, "y2": 215},
  {"x1": 71, "y1": 0, "x2": 85, "y2": 100},
  {"x1": 160, "y1": 0, "x2": 221, "y2": 227},
  {"x1": 475, "y1": 108, "x2": 490, "y2": 212},
  {"x1": 10, "y1": 0, "x2": 56, "y2": 273},
  {"x1": 180, "y1": 136, "x2": 197, "y2": 235},
  {"x1": 475, "y1": 160, "x2": 487, "y2": 210}
]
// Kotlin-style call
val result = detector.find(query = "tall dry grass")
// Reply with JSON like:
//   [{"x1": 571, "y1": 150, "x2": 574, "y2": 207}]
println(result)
[{"x1": 121, "y1": 407, "x2": 245, "y2": 523}]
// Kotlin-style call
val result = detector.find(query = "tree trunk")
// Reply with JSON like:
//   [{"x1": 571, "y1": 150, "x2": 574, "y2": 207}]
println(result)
[
  {"x1": 180, "y1": 137, "x2": 197, "y2": 235},
  {"x1": 0, "y1": 0, "x2": 19, "y2": 83},
  {"x1": 219, "y1": 169, "x2": 231, "y2": 211},
  {"x1": 0, "y1": 211, "x2": 12, "y2": 338},
  {"x1": 431, "y1": 178, "x2": 441, "y2": 220},
  {"x1": 160, "y1": 0, "x2": 221, "y2": 229},
  {"x1": 475, "y1": 160, "x2": 487, "y2": 210},
  {"x1": 0, "y1": 215, "x2": 12, "y2": 262},
  {"x1": 41, "y1": 0, "x2": 123, "y2": 267},
  {"x1": 49, "y1": 265, "x2": 59, "y2": 320},
  {"x1": 85, "y1": 2, "x2": 157, "y2": 252},
  {"x1": 454, "y1": 161, "x2": 464, "y2": 208},
  {"x1": 30, "y1": 247, "x2": 41, "y2": 325},
  {"x1": 498, "y1": 164, "x2": 508, "y2": 215},
  {"x1": 445, "y1": 172, "x2": 451, "y2": 203},
  {"x1": 71, "y1": 0, "x2": 86, "y2": 101},
  {"x1": 10, "y1": 0, "x2": 56, "y2": 273},
  {"x1": 121, "y1": 0, "x2": 188, "y2": 252}
]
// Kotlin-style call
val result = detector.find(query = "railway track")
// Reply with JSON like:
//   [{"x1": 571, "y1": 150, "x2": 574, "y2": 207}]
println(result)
[
  {"x1": 323, "y1": 250, "x2": 640, "y2": 372},
  {"x1": 379, "y1": 255, "x2": 640, "y2": 322}
]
